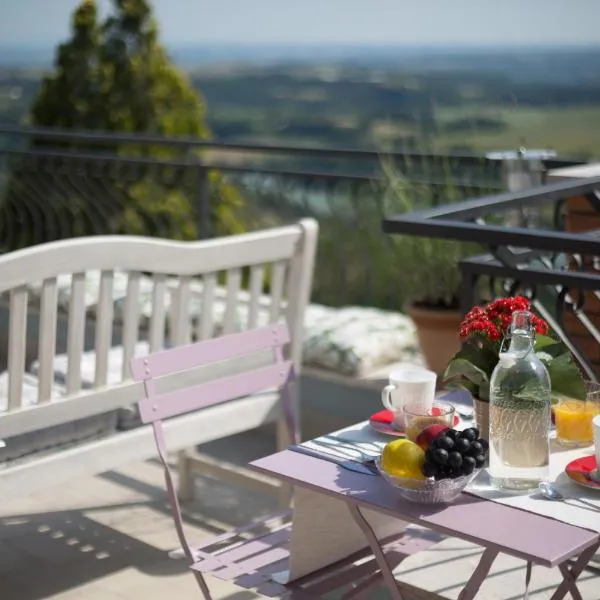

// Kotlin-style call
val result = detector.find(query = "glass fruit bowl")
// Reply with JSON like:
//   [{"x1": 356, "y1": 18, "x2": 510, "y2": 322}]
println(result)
[{"x1": 375, "y1": 456, "x2": 478, "y2": 504}]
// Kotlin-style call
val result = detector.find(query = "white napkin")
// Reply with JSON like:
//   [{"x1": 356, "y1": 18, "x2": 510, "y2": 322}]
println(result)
[
  {"x1": 300, "y1": 421, "x2": 388, "y2": 461},
  {"x1": 467, "y1": 439, "x2": 600, "y2": 533}
]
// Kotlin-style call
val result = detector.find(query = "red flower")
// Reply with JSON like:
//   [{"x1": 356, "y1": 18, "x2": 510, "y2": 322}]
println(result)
[{"x1": 459, "y1": 296, "x2": 549, "y2": 343}]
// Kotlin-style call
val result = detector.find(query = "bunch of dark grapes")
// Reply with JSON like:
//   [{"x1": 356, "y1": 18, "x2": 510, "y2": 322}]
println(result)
[{"x1": 421, "y1": 428, "x2": 489, "y2": 480}]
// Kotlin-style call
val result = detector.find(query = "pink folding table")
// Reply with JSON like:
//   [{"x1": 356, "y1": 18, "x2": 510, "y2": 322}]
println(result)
[{"x1": 250, "y1": 448, "x2": 600, "y2": 600}]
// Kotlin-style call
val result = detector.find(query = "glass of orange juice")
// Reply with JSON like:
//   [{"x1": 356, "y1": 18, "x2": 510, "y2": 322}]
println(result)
[{"x1": 554, "y1": 382, "x2": 600, "y2": 447}]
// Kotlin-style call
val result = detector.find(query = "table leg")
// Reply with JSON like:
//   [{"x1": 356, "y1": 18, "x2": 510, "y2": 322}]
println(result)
[
  {"x1": 550, "y1": 541, "x2": 600, "y2": 600},
  {"x1": 346, "y1": 502, "x2": 406, "y2": 600},
  {"x1": 457, "y1": 547, "x2": 500, "y2": 600},
  {"x1": 523, "y1": 561, "x2": 532, "y2": 600}
]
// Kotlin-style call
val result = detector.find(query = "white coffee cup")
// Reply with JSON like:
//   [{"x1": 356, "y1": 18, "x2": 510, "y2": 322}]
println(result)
[
  {"x1": 593, "y1": 414, "x2": 600, "y2": 474},
  {"x1": 381, "y1": 368, "x2": 437, "y2": 429}
]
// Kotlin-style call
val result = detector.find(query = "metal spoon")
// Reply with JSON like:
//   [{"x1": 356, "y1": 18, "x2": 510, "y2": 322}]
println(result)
[
  {"x1": 538, "y1": 481, "x2": 600, "y2": 512},
  {"x1": 456, "y1": 406, "x2": 474, "y2": 420}
]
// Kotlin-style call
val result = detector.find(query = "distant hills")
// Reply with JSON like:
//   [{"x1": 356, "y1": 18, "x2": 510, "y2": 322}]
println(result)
[{"x1": 1, "y1": 43, "x2": 599, "y2": 68}]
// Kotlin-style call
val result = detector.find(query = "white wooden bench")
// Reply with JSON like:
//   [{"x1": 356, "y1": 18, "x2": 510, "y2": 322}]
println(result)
[{"x1": 0, "y1": 219, "x2": 318, "y2": 503}]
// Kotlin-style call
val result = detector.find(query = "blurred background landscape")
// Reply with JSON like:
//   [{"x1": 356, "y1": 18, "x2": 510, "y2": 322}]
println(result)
[
  {"x1": 0, "y1": 0, "x2": 599, "y2": 314},
  {"x1": 2, "y1": 0, "x2": 600, "y2": 157},
  {"x1": 3, "y1": 43, "x2": 600, "y2": 157}
]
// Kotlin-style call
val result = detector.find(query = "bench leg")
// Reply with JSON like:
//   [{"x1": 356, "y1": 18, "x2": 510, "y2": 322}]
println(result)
[{"x1": 177, "y1": 449, "x2": 195, "y2": 502}]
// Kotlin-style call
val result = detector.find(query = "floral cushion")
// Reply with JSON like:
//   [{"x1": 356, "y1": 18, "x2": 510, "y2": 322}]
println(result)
[{"x1": 302, "y1": 305, "x2": 421, "y2": 377}]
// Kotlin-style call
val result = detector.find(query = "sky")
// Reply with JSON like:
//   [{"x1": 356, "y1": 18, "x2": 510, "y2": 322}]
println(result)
[{"x1": 1, "y1": 0, "x2": 600, "y2": 48}]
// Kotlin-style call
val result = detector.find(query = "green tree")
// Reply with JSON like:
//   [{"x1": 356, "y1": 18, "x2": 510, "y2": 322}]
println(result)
[
  {"x1": 32, "y1": 0, "x2": 208, "y2": 138},
  {"x1": 2, "y1": 0, "x2": 240, "y2": 250}
]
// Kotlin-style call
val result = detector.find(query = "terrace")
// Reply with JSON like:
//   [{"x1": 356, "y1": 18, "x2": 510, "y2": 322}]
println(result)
[{"x1": 0, "y1": 126, "x2": 599, "y2": 599}]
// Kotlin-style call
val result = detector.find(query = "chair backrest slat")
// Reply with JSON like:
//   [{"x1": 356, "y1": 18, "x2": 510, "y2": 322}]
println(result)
[
  {"x1": 131, "y1": 321, "x2": 290, "y2": 382},
  {"x1": 138, "y1": 361, "x2": 293, "y2": 424}
]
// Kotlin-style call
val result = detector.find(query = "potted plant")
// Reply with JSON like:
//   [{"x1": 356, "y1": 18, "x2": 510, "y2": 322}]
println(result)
[
  {"x1": 382, "y1": 165, "x2": 479, "y2": 375},
  {"x1": 400, "y1": 235, "x2": 475, "y2": 375},
  {"x1": 443, "y1": 296, "x2": 586, "y2": 438}
]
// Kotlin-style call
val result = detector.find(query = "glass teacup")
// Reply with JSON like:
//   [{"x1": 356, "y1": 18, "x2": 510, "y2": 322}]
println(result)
[{"x1": 403, "y1": 401, "x2": 456, "y2": 443}]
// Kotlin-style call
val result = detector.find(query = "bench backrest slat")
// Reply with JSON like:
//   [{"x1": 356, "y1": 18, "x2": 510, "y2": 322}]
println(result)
[{"x1": 0, "y1": 219, "x2": 317, "y2": 441}]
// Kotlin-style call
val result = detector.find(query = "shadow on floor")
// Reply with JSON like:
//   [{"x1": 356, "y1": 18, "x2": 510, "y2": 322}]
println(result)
[
  {"x1": 0, "y1": 452, "x2": 280, "y2": 600},
  {"x1": 0, "y1": 508, "x2": 188, "y2": 599}
]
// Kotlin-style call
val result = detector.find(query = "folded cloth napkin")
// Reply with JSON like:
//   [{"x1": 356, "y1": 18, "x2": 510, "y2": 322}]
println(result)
[{"x1": 370, "y1": 409, "x2": 394, "y2": 424}]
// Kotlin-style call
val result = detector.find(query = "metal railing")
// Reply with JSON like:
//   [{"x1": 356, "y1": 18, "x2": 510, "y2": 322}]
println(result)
[
  {"x1": 0, "y1": 125, "x2": 523, "y2": 310},
  {"x1": 382, "y1": 176, "x2": 600, "y2": 379}
]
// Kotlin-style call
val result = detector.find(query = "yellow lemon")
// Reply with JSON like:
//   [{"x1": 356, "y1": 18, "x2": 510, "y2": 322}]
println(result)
[{"x1": 380, "y1": 439, "x2": 426, "y2": 480}]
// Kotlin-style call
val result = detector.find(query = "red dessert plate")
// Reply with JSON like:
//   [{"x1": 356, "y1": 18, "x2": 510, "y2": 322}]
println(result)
[
  {"x1": 565, "y1": 455, "x2": 600, "y2": 491},
  {"x1": 369, "y1": 409, "x2": 460, "y2": 437}
]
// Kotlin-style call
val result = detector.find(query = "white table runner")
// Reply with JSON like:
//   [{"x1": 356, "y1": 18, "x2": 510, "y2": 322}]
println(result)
[
  {"x1": 274, "y1": 421, "x2": 406, "y2": 583},
  {"x1": 467, "y1": 437, "x2": 600, "y2": 533},
  {"x1": 280, "y1": 409, "x2": 600, "y2": 583},
  {"x1": 273, "y1": 486, "x2": 409, "y2": 583}
]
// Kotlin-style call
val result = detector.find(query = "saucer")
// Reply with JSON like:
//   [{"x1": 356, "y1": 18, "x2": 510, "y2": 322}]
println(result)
[
  {"x1": 565, "y1": 455, "x2": 600, "y2": 490},
  {"x1": 369, "y1": 409, "x2": 460, "y2": 437}
]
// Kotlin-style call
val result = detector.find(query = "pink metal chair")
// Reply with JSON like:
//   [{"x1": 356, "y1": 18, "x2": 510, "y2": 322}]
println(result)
[{"x1": 133, "y1": 322, "x2": 440, "y2": 599}]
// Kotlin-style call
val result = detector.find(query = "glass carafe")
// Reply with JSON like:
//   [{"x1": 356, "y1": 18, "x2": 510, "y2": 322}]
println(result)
[{"x1": 489, "y1": 310, "x2": 551, "y2": 490}]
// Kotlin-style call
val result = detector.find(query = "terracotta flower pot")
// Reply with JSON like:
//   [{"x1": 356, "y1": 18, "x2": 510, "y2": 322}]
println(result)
[
  {"x1": 473, "y1": 397, "x2": 490, "y2": 441},
  {"x1": 406, "y1": 303, "x2": 462, "y2": 376}
]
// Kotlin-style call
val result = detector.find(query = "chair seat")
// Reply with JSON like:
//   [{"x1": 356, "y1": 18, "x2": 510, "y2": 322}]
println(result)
[{"x1": 188, "y1": 511, "x2": 443, "y2": 598}]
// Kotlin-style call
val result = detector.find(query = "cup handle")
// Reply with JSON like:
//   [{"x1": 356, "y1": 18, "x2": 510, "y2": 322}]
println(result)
[{"x1": 381, "y1": 385, "x2": 396, "y2": 411}]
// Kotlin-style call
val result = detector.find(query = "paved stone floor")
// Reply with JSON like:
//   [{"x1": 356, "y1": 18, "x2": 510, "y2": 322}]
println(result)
[
  {"x1": 0, "y1": 432, "x2": 598, "y2": 599},
  {"x1": 0, "y1": 432, "x2": 282, "y2": 600}
]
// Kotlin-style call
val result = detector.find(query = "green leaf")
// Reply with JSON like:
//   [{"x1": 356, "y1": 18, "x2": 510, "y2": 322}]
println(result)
[
  {"x1": 543, "y1": 354, "x2": 587, "y2": 400},
  {"x1": 534, "y1": 334, "x2": 568, "y2": 358},
  {"x1": 534, "y1": 334, "x2": 556, "y2": 350},
  {"x1": 443, "y1": 357, "x2": 489, "y2": 386},
  {"x1": 442, "y1": 344, "x2": 497, "y2": 402}
]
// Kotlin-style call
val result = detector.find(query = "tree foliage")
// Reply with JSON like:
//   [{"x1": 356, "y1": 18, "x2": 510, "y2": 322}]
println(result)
[
  {"x1": 3, "y1": 0, "x2": 241, "y2": 248},
  {"x1": 32, "y1": 0, "x2": 208, "y2": 138}
]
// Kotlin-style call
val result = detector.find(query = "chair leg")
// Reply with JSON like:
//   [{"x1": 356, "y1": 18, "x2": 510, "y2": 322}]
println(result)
[
  {"x1": 193, "y1": 571, "x2": 214, "y2": 600},
  {"x1": 177, "y1": 449, "x2": 195, "y2": 502}
]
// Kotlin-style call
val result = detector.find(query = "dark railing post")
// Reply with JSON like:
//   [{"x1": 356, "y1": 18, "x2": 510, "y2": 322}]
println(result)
[
  {"x1": 196, "y1": 165, "x2": 211, "y2": 240},
  {"x1": 459, "y1": 263, "x2": 478, "y2": 317}
]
